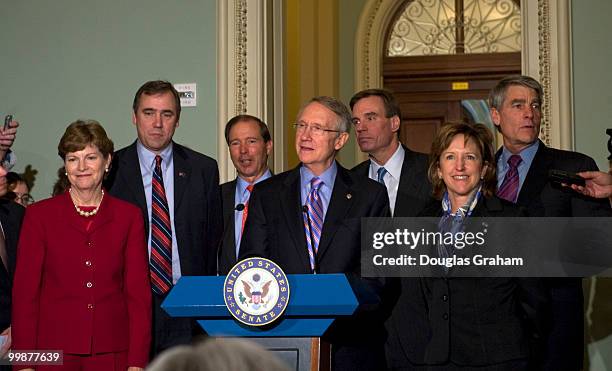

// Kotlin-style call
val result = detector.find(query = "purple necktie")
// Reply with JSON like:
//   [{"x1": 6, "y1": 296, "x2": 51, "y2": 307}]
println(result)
[
  {"x1": 497, "y1": 155, "x2": 522, "y2": 203},
  {"x1": 303, "y1": 177, "x2": 324, "y2": 271}
]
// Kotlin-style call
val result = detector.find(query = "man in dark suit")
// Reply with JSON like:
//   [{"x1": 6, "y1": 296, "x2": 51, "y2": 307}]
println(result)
[
  {"x1": 350, "y1": 89, "x2": 431, "y2": 217},
  {"x1": 218, "y1": 114, "x2": 272, "y2": 274},
  {"x1": 240, "y1": 96, "x2": 390, "y2": 370},
  {"x1": 0, "y1": 118, "x2": 24, "y2": 367},
  {"x1": 350, "y1": 89, "x2": 432, "y2": 369},
  {"x1": 489, "y1": 75, "x2": 612, "y2": 371},
  {"x1": 0, "y1": 166, "x2": 24, "y2": 366},
  {"x1": 105, "y1": 80, "x2": 223, "y2": 356}
]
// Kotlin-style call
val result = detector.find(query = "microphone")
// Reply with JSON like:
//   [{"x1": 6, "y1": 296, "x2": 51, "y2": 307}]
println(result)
[
  {"x1": 302, "y1": 205, "x2": 318, "y2": 274},
  {"x1": 235, "y1": 203, "x2": 245, "y2": 211}
]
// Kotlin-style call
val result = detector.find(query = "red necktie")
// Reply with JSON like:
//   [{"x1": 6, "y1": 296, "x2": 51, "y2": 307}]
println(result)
[
  {"x1": 150, "y1": 155, "x2": 173, "y2": 295},
  {"x1": 241, "y1": 184, "x2": 254, "y2": 234}
]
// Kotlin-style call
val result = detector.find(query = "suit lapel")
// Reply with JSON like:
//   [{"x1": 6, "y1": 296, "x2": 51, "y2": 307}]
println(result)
[
  {"x1": 352, "y1": 160, "x2": 369, "y2": 178},
  {"x1": 281, "y1": 167, "x2": 311, "y2": 271},
  {"x1": 317, "y1": 164, "x2": 354, "y2": 262},
  {"x1": 222, "y1": 180, "x2": 237, "y2": 255},
  {"x1": 87, "y1": 194, "x2": 114, "y2": 234},
  {"x1": 64, "y1": 192, "x2": 87, "y2": 235},
  {"x1": 172, "y1": 143, "x2": 191, "y2": 213},
  {"x1": 470, "y1": 196, "x2": 502, "y2": 217},
  {"x1": 516, "y1": 140, "x2": 551, "y2": 206},
  {"x1": 118, "y1": 143, "x2": 148, "y2": 216},
  {"x1": 396, "y1": 146, "x2": 423, "y2": 213},
  {"x1": 62, "y1": 192, "x2": 109, "y2": 236}
]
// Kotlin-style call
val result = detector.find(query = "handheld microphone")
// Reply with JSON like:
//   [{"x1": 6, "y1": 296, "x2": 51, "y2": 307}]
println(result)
[
  {"x1": 302, "y1": 205, "x2": 318, "y2": 274},
  {"x1": 235, "y1": 203, "x2": 245, "y2": 211}
]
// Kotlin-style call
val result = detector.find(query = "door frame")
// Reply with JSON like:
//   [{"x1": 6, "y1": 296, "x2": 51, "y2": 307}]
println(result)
[{"x1": 354, "y1": 0, "x2": 573, "y2": 162}]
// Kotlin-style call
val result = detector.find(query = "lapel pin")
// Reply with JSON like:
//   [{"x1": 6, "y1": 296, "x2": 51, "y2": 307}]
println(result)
[
  {"x1": 178, "y1": 171, "x2": 187, "y2": 178},
  {"x1": 346, "y1": 193, "x2": 352, "y2": 199}
]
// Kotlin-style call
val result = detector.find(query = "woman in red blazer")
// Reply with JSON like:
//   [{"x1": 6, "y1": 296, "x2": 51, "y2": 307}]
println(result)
[{"x1": 12, "y1": 120, "x2": 151, "y2": 371}]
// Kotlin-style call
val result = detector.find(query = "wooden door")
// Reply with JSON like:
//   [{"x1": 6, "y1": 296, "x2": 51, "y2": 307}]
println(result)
[{"x1": 383, "y1": 53, "x2": 521, "y2": 153}]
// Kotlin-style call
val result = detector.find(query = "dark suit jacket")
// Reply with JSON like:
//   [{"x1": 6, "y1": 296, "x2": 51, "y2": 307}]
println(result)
[
  {"x1": 218, "y1": 179, "x2": 238, "y2": 275},
  {"x1": 498, "y1": 140, "x2": 612, "y2": 371},
  {"x1": 412, "y1": 196, "x2": 547, "y2": 368},
  {"x1": 0, "y1": 200, "x2": 24, "y2": 331},
  {"x1": 11, "y1": 192, "x2": 151, "y2": 367},
  {"x1": 239, "y1": 162, "x2": 391, "y2": 370},
  {"x1": 508, "y1": 140, "x2": 612, "y2": 217},
  {"x1": 353, "y1": 145, "x2": 434, "y2": 370},
  {"x1": 105, "y1": 141, "x2": 223, "y2": 352},
  {"x1": 352, "y1": 145, "x2": 432, "y2": 217}
]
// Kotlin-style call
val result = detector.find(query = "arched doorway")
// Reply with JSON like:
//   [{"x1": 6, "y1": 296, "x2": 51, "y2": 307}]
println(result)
[
  {"x1": 382, "y1": 0, "x2": 521, "y2": 153},
  {"x1": 354, "y1": 0, "x2": 573, "y2": 164}
]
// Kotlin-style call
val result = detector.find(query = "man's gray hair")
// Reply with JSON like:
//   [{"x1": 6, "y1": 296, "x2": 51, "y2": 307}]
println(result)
[
  {"x1": 488, "y1": 75, "x2": 543, "y2": 110},
  {"x1": 297, "y1": 96, "x2": 352, "y2": 134}
]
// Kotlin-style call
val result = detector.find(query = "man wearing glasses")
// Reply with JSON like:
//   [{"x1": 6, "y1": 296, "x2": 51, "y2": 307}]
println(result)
[
  {"x1": 4, "y1": 172, "x2": 34, "y2": 207},
  {"x1": 239, "y1": 96, "x2": 390, "y2": 370},
  {"x1": 351, "y1": 89, "x2": 431, "y2": 216}
]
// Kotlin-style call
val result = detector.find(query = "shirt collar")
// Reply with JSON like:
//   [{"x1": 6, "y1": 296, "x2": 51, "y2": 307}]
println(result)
[
  {"x1": 499, "y1": 140, "x2": 539, "y2": 170},
  {"x1": 370, "y1": 143, "x2": 404, "y2": 181},
  {"x1": 236, "y1": 169, "x2": 272, "y2": 196},
  {"x1": 300, "y1": 161, "x2": 337, "y2": 191},
  {"x1": 136, "y1": 140, "x2": 173, "y2": 170}
]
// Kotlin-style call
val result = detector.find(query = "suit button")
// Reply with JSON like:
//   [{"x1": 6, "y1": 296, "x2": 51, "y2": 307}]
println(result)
[
  {"x1": 442, "y1": 295, "x2": 448, "y2": 302},
  {"x1": 443, "y1": 313, "x2": 449, "y2": 320},
  {"x1": 87, "y1": 304, "x2": 94, "y2": 309},
  {"x1": 86, "y1": 282, "x2": 93, "y2": 288},
  {"x1": 85, "y1": 260, "x2": 92, "y2": 267}
]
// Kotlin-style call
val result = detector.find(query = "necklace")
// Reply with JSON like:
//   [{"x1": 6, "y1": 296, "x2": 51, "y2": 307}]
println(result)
[{"x1": 69, "y1": 188, "x2": 104, "y2": 217}]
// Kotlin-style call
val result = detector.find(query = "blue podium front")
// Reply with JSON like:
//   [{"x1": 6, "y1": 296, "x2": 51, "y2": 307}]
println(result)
[
  {"x1": 162, "y1": 274, "x2": 358, "y2": 336},
  {"x1": 162, "y1": 273, "x2": 360, "y2": 371}
]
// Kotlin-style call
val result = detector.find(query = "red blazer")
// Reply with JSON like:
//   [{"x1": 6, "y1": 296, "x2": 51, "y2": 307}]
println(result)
[{"x1": 12, "y1": 191, "x2": 152, "y2": 367}]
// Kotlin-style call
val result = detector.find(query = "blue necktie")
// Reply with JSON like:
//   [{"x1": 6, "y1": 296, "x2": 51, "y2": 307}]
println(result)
[
  {"x1": 377, "y1": 167, "x2": 388, "y2": 186},
  {"x1": 304, "y1": 177, "x2": 324, "y2": 271}
]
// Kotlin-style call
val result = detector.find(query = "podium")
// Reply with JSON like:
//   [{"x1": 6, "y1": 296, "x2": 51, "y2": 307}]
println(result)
[{"x1": 162, "y1": 274, "x2": 360, "y2": 371}]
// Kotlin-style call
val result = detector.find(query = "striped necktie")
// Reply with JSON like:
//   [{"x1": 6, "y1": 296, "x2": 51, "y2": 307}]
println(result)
[
  {"x1": 497, "y1": 155, "x2": 522, "y2": 203},
  {"x1": 303, "y1": 177, "x2": 324, "y2": 272},
  {"x1": 150, "y1": 155, "x2": 173, "y2": 295}
]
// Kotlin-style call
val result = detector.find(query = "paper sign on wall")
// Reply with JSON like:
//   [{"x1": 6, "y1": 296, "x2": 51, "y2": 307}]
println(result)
[{"x1": 174, "y1": 83, "x2": 197, "y2": 107}]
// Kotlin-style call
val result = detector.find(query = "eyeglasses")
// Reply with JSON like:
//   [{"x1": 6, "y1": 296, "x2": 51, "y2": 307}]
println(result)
[
  {"x1": 5, "y1": 191, "x2": 34, "y2": 206},
  {"x1": 293, "y1": 122, "x2": 340, "y2": 136},
  {"x1": 17, "y1": 194, "x2": 35, "y2": 206},
  {"x1": 12, "y1": 192, "x2": 34, "y2": 206}
]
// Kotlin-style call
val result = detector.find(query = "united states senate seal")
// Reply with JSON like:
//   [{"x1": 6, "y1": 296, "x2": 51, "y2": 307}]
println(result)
[{"x1": 224, "y1": 257, "x2": 290, "y2": 326}]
